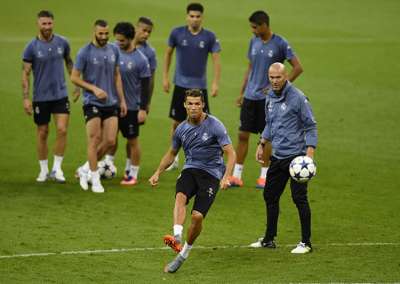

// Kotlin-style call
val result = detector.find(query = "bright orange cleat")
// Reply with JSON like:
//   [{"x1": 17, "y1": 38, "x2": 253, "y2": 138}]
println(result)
[
  {"x1": 163, "y1": 235, "x2": 182, "y2": 253},
  {"x1": 256, "y1": 178, "x2": 266, "y2": 189},
  {"x1": 228, "y1": 176, "x2": 243, "y2": 187}
]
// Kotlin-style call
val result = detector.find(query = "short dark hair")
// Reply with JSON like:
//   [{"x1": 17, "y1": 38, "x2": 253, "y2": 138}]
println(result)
[
  {"x1": 137, "y1": 16, "x2": 153, "y2": 26},
  {"x1": 94, "y1": 19, "x2": 108, "y2": 27},
  {"x1": 249, "y1": 10, "x2": 270, "y2": 26},
  {"x1": 113, "y1": 22, "x2": 135, "y2": 39},
  {"x1": 184, "y1": 89, "x2": 204, "y2": 102},
  {"x1": 186, "y1": 3, "x2": 204, "y2": 14},
  {"x1": 37, "y1": 10, "x2": 54, "y2": 19}
]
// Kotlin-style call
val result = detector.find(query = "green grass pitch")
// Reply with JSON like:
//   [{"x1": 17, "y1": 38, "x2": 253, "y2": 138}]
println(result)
[{"x1": 0, "y1": 0, "x2": 399, "y2": 282}]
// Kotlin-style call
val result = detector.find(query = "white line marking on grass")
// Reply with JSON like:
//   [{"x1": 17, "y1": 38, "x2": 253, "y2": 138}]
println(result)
[{"x1": 1, "y1": 242, "x2": 399, "y2": 259}]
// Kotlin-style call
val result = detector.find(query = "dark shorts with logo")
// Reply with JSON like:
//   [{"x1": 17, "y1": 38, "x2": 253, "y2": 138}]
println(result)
[
  {"x1": 33, "y1": 97, "x2": 70, "y2": 125},
  {"x1": 169, "y1": 85, "x2": 210, "y2": 122},
  {"x1": 83, "y1": 104, "x2": 119, "y2": 123},
  {"x1": 118, "y1": 110, "x2": 139, "y2": 139},
  {"x1": 175, "y1": 168, "x2": 220, "y2": 217},
  {"x1": 239, "y1": 98, "x2": 266, "y2": 134}
]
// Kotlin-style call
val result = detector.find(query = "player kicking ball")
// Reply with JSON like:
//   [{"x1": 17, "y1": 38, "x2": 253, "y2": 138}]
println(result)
[{"x1": 149, "y1": 89, "x2": 235, "y2": 273}]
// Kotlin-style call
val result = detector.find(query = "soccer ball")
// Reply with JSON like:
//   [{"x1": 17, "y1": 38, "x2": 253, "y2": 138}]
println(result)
[
  {"x1": 98, "y1": 160, "x2": 117, "y2": 179},
  {"x1": 289, "y1": 156, "x2": 316, "y2": 183}
]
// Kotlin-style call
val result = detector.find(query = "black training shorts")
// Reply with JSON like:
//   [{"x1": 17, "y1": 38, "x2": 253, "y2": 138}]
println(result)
[
  {"x1": 119, "y1": 110, "x2": 139, "y2": 139},
  {"x1": 239, "y1": 97, "x2": 266, "y2": 134},
  {"x1": 33, "y1": 97, "x2": 70, "y2": 125},
  {"x1": 176, "y1": 168, "x2": 220, "y2": 217},
  {"x1": 83, "y1": 104, "x2": 119, "y2": 123}
]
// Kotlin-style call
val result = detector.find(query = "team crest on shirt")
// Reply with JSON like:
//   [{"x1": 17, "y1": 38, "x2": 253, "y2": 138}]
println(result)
[
  {"x1": 111, "y1": 54, "x2": 116, "y2": 62},
  {"x1": 251, "y1": 48, "x2": 257, "y2": 56},
  {"x1": 268, "y1": 102, "x2": 273, "y2": 112},
  {"x1": 201, "y1": 132, "x2": 209, "y2": 141},
  {"x1": 93, "y1": 57, "x2": 99, "y2": 64},
  {"x1": 199, "y1": 41, "x2": 205, "y2": 48},
  {"x1": 281, "y1": 103, "x2": 287, "y2": 111},
  {"x1": 127, "y1": 61, "x2": 133, "y2": 70},
  {"x1": 268, "y1": 50, "x2": 273, "y2": 57},
  {"x1": 182, "y1": 39, "x2": 188, "y2": 46},
  {"x1": 57, "y1": 47, "x2": 63, "y2": 54},
  {"x1": 37, "y1": 51, "x2": 43, "y2": 58}
]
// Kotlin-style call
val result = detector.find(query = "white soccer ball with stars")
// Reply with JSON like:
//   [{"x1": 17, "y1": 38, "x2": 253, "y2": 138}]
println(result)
[
  {"x1": 289, "y1": 156, "x2": 316, "y2": 183},
  {"x1": 98, "y1": 160, "x2": 117, "y2": 179}
]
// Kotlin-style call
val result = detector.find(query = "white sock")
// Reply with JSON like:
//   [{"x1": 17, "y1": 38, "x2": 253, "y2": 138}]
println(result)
[
  {"x1": 82, "y1": 161, "x2": 90, "y2": 172},
  {"x1": 173, "y1": 224, "x2": 183, "y2": 238},
  {"x1": 39, "y1": 160, "x2": 49, "y2": 173},
  {"x1": 179, "y1": 242, "x2": 192, "y2": 259},
  {"x1": 129, "y1": 165, "x2": 140, "y2": 179},
  {"x1": 233, "y1": 164, "x2": 244, "y2": 179},
  {"x1": 105, "y1": 154, "x2": 114, "y2": 163},
  {"x1": 90, "y1": 170, "x2": 101, "y2": 185},
  {"x1": 52, "y1": 155, "x2": 63, "y2": 171},
  {"x1": 260, "y1": 167, "x2": 269, "y2": 179},
  {"x1": 125, "y1": 158, "x2": 131, "y2": 172}
]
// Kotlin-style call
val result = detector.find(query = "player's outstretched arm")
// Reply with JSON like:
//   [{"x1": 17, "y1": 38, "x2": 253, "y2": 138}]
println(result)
[
  {"x1": 149, "y1": 147, "x2": 178, "y2": 186},
  {"x1": 220, "y1": 144, "x2": 236, "y2": 189},
  {"x1": 21, "y1": 62, "x2": 33, "y2": 115}
]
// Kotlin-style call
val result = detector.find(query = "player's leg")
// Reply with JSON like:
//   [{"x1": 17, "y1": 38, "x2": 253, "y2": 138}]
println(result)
[
  {"x1": 229, "y1": 130, "x2": 250, "y2": 187},
  {"x1": 50, "y1": 112, "x2": 69, "y2": 182},
  {"x1": 256, "y1": 99, "x2": 269, "y2": 188},
  {"x1": 119, "y1": 110, "x2": 140, "y2": 185},
  {"x1": 164, "y1": 169, "x2": 195, "y2": 253},
  {"x1": 85, "y1": 116, "x2": 103, "y2": 192},
  {"x1": 102, "y1": 115, "x2": 118, "y2": 169},
  {"x1": 290, "y1": 175, "x2": 312, "y2": 253},
  {"x1": 36, "y1": 124, "x2": 49, "y2": 181},
  {"x1": 120, "y1": 137, "x2": 140, "y2": 185},
  {"x1": 164, "y1": 192, "x2": 187, "y2": 253},
  {"x1": 123, "y1": 141, "x2": 131, "y2": 177},
  {"x1": 165, "y1": 170, "x2": 219, "y2": 273},
  {"x1": 97, "y1": 116, "x2": 118, "y2": 160},
  {"x1": 164, "y1": 209, "x2": 203, "y2": 273},
  {"x1": 229, "y1": 98, "x2": 254, "y2": 187},
  {"x1": 263, "y1": 157, "x2": 289, "y2": 242},
  {"x1": 250, "y1": 157, "x2": 288, "y2": 248},
  {"x1": 33, "y1": 101, "x2": 51, "y2": 182}
]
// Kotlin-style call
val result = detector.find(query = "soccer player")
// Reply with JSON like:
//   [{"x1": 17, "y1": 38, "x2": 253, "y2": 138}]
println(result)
[
  {"x1": 228, "y1": 10, "x2": 303, "y2": 189},
  {"x1": 163, "y1": 2, "x2": 221, "y2": 171},
  {"x1": 22, "y1": 10, "x2": 78, "y2": 183},
  {"x1": 103, "y1": 17, "x2": 157, "y2": 177},
  {"x1": 149, "y1": 89, "x2": 235, "y2": 273},
  {"x1": 71, "y1": 19, "x2": 127, "y2": 193},
  {"x1": 112, "y1": 22, "x2": 151, "y2": 186},
  {"x1": 250, "y1": 63, "x2": 317, "y2": 254}
]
